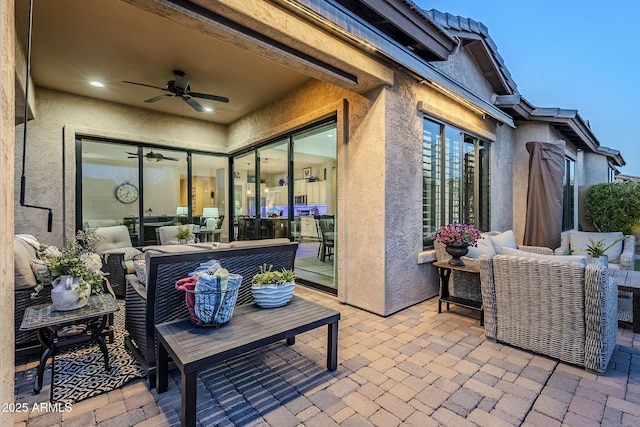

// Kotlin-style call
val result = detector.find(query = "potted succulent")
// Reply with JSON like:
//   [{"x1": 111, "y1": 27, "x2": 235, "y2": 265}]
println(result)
[
  {"x1": 431, "y1": 222, "x2": 482, "y2": 266},
  {"x1": 251, "y1": 264, "x2": 296, "y2": 308},
  {"x1": 581, "y1": 236, "x2": 624, "y2": 263}
]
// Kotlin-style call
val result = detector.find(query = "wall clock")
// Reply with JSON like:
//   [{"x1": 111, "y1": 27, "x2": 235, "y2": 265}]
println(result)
[{"x1": 115, "y1": 183, "x2": 138, "y2": 204}]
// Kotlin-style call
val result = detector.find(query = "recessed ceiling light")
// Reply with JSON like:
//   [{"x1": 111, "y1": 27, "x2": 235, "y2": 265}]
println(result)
[
  {"x1": 90, "y1": 81, "x2": 104, "y2": 87},
  {"x1": 327, "y1": 134, "x2": 334, "y2": 137},
  {"x1": 204, "y1": 107, "x2": 213, "y2": 112}
]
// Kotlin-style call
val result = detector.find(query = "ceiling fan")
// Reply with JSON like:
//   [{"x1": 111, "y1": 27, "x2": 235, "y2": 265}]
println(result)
[
  {"x1": 127, "y1": 150, "x2": 180, "y2": 162},
  {"x1": 123, "y1": 69, "x2": 229, "y2": 112}
]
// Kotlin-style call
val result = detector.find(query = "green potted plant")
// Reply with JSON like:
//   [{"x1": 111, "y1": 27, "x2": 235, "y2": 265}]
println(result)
[
  {"x1": 31, "y1": 231, "x2": 105, "y2": 311},
  {"x1": 251, "y1": 264, "x2": 296, "y2": 308},
  {"x1": 581, "y1": 236, "x2": 624, "y2": 262}
]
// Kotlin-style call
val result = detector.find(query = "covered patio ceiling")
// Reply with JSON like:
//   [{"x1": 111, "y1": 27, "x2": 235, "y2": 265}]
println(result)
[{"x1": 14, "y1": 0, "x2": 394, "y2": 127}]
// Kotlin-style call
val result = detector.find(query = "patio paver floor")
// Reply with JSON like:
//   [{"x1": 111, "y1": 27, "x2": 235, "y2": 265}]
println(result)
[{"x1": 14, "y1": 286, "x2": 640, "y2": 426}]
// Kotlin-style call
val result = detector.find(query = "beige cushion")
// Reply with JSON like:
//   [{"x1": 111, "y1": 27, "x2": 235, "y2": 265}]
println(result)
[
  {"x1": 14, "y1": 238, "x2": 38, "y2": 290},
  {"x1": 488, "y1": 230, "x2": 517, "y2": 252},
  {"x1": 568, "y1": 231, "x2": 624, "y2": 262},
  {"x1": 156, "y1": 224, "x2": 198, "y2": 245},
  {"x1": 466, "y1": 234, "x2": 497, "y2": 259},
  {"x1": 228, "y1": 238, "x2": 291, "y2": 248},
  {"x1": 500, "y1": 247, "x2": 588, "y2": 265},
  {"x1": 94, "y1": 225, "x2": 133, "y2": 253},
  {"x1": 102, "y1": 246, "x2": 142, "y2": 261}
]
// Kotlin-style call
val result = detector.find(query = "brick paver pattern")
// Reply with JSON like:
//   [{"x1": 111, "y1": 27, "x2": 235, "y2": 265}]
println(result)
[{"x1": 13, "y1": 286, "x2": 640, "y2": 426}]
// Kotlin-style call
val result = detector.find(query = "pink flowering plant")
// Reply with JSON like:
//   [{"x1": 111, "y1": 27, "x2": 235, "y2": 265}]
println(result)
[{"x1": 431, "y1": 222, "x2": 482, "y2": 247}]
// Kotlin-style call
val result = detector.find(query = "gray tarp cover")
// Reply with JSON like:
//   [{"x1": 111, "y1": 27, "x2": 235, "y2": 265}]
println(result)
[{"x1": 523, "y1": 141, "x2": 565, "y2": 249}]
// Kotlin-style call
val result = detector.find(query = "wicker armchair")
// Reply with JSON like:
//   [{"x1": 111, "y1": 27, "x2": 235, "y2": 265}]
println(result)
[
  {"x1": 479, "y1": 253, "x2": 617, "y2": 374},
  {"x1": 94, "y1": 225, "x2": 142, "y2": 298},
  {"x1": 434, "y1": 230, "x2": 553, "y2": 302}
]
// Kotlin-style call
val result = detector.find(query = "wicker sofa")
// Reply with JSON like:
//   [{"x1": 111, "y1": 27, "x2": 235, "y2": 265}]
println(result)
[
  {"x1": 434, "y1": 230, "x2": 553, "y2": 302},
  {"x1": 124, "y1": 238, "x2": 298, "y2": 387},
  {"x1": 479, "y1": 252, "x2": 617, "y2": 374},
  {"x1": 14, "y1": 235, "x2": 51, "y2": 354}
]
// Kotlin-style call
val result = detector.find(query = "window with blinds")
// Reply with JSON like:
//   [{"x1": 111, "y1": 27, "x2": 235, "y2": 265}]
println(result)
[
  {"x1": 562, "y1": 158, "x2": 575, "y2": 231},
  {"x1": 422, "y1": 118, "x2": 491, "y2": 248}
]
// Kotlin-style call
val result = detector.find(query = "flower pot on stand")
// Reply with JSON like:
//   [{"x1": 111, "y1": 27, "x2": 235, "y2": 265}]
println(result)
[
  {"x1": 445, "y1": 244, "x2": 469, "y2": 266},
  {"x1": 51, "y1": 275, "x2": 91, "y2": 311}
]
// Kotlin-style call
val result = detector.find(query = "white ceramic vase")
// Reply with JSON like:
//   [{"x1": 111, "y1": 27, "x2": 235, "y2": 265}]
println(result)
[
  {"x1": 251, "y1": 282, "x2": 295, "y2": 308},
  {"x1": 51, "y1": 275, "x2": 91, "y2": 311}
]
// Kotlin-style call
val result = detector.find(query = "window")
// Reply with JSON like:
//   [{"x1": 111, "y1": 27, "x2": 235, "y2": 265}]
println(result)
[
  {"x1": 422, "y1": 118, "x2": 490, "y2": 248},
  {"x1": 77, "y1": 138, "x2": 227, "y2": 245},
  {"x1": 562, "y1": 157, "x2": 575, "y2": 231}
]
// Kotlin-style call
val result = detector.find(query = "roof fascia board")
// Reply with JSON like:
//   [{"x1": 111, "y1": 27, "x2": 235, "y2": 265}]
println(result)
[
  {"x1": 463, "y1": 39, "x2": 511, "y2": 94},
  {"x1": 529, "y1": 109, "x2": 600, "y2": 152},
  {"x1": 286, "y1": 0, "x2": 514, "y2": 126},
  {"x1": 355, "y1": 0, "x2": 457, "y2": 59}
]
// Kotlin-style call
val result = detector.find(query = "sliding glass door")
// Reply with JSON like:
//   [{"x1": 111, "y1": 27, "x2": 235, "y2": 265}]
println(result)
[
  {"x1": 78, "y1": 137, "x2": 228, "y2": 245},
  {"x1": 231, "y1": 119, "x2": 337, "y2": 293}
]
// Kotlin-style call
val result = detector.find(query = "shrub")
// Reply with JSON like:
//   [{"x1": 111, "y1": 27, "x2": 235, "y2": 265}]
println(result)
[{"x1": 585, "y1": 182, "x2": 640, "y2": 235}]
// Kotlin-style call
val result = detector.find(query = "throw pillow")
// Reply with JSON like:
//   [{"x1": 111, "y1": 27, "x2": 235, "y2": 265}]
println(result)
[
  {"x1": 488, "y1": 230, "x2": 518, "y2": 252},
  {"x1": 466, "y1": 234, "x2": 497, "y2": 259},
  {"x1": 133, "y1": 260, "x2": 147, "y2": 286},
  {"x1": 14, "y1": 239, "x2": 38, "y2": 289},
  {"x1": 499, "y1": 247, "x2": 588, "y2": 265}
]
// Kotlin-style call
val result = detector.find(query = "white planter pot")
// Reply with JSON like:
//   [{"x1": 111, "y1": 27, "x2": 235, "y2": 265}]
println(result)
[
  {"x1": 251, "y1": 282, "x2": 295, "y2": 308},
  {"x1": 51, "y1": 275, "x2": 91, "y2": 311}
]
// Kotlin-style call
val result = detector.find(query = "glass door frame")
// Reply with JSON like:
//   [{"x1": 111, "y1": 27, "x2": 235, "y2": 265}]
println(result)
[{"x1": 75, "y1": 136, "x2": 227, "y2": 246}]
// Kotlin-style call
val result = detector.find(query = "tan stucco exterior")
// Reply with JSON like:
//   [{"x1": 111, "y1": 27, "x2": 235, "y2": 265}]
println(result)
[
  {"x1": 2, "y1": 3, "x2": 625, "y2": 421},
  {"x1": 1, "y1": 0, "x2": 15, "y2": 422}
]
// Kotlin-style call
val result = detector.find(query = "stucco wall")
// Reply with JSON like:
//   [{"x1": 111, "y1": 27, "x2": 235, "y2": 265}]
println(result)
[
  {"x1": 491, "y1": 124, "x2": 515, "y2": 232},
  {"x1": 14, "y1": 88, "x2": 226, "y2": 245},
  {"x1": 431, "y1": 49, "x2": 495, "y2": 101},
  {"x1": 228, "y1": 78, "x2": 436, "y2": 315},
  {"x1": 1, "y1": 0, "x2": 15, "y2": 422}
]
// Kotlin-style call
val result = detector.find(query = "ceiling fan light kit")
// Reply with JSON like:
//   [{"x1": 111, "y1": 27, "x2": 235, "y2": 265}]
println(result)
[{"x1": 123, "y1": 69, "x2": 229, "y2": 112}]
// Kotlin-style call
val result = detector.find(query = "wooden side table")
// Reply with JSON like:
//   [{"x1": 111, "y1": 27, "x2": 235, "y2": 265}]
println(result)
[
  {"x1": 610, "y1": 269, "x2": 640, "y2": 333},
  {"x1": 433, "y1": 260, "x2": 483, "y2": 325},
  {"x1": 20, "y1": 293, "x2": 119, "y2": 400}
]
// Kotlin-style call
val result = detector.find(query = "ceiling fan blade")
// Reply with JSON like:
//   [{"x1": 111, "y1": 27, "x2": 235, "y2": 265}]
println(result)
[
  {"x1": 182, "y1": 96, "x2": 204, "y2": 112},
  {"x1": 126, "y1": 152, "x2": 139, "y2": 156},
  {"x1": 189, "y1": 92, "x2": 229, "y2": 103},
  {"x1": 123, "y1": 80, "x2": 167, "y2": 91},
  {"x1": 163, "y1": 156, "x2": 180, "y2": 161},
  {"x1": 145, "y1": 94, "x2": 173, "y2": 103}
]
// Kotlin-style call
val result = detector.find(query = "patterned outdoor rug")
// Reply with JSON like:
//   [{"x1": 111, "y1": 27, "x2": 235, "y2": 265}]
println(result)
[{"x1": 50, "y1": 300, "x2": 145, "y2": 404}]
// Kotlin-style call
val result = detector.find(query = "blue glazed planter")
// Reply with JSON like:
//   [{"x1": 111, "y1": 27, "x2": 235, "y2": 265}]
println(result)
[{"x1": 251, "y1": 282, "x2": 295, "y2": 308}]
